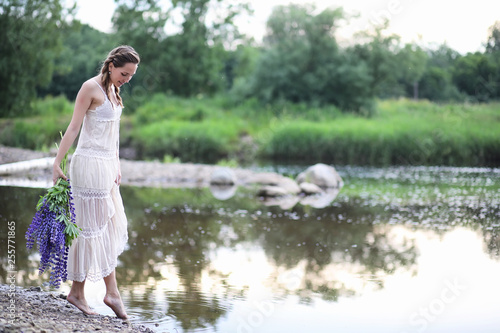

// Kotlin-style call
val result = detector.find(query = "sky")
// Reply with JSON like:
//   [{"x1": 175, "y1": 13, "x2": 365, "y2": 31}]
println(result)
[{"x1": 67, "y1": 0, "x2": 500, "y2": 54}]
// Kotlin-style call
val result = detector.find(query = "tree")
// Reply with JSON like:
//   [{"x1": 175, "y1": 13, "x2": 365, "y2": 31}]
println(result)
[
  {"x1": 0, "y1": 0, "x2": 70, "y2": 117},
  {"x1": 240, "y1": 4, "x2": 374, "y2": 112},
  {"x1": 163, "y1": 0, "x2": 221, "y2": 96},
  {"x1": 38, "y1": 22, "x2": 111, "y2": 100},
  {"x1": 349, "y1": 20, "x2": 401, "y2": 98},
  {"x1": 395, "y1": 43, "x2": 428, "y2": 99},
  {"x1": 112, "y1": 0, "x2": 251, "y2": 99},
  {"x1": 485, "y1": 21, "x2": 500, "y2": 54},
  {"x1": 225, "y1": 43, "x2": 260, "y2": 92},
  {"x1": 111, "y1": 0, "x2": 170, "y2": 107},
  {"x1": 419, "y1": 44, "x2": 463, "y2": 101},
  {"x1": 453, "y1": 52, "x2": 497, "y2": 102},
  {"x1": 484, "y1": 21, "x2": 500, "y2": 98}
]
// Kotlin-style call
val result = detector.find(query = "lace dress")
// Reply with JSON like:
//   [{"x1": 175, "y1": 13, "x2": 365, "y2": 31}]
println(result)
[{"x1": 67, "y1": 80, "x2": 128, "y2": 282}]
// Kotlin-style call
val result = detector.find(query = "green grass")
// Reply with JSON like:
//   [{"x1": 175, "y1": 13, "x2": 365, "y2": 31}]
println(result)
[
  {"x1": 0, "y1": 95, "x2": 74, "y2": 150},
  {"x1": 261, "y1": 99, "x2": 500, "y2": 166},
  {"x1": 0, "y1": 117, "x2": 70, "y2": 150},
  {"x1": 132, "y1": 120, "x2": 241, "y2": 163},
  {"x1": 1, "y1": 95, "x2": 499, "y2": 166},
  {"x1": 29, "y1": 95, "x2": 74, "y2": 117}
]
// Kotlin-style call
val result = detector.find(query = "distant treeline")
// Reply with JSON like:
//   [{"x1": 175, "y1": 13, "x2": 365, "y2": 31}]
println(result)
[{"x1": 1, "y1": 0, "x2": 500, "y2": 117}]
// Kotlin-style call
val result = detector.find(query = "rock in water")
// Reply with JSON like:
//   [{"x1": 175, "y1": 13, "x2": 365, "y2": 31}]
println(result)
[
  {"x1": 257, "y1": 185, "x2": 289, "y2": 197},
  {"x1": 296, "y1": 163, "x2": 343, "y2": 188},
  {"x1": 210, "y1": 167, "x2": 236, "y2": 185},
  {"x1": 299, "y1": 182, "x2": 324, "y2": 195}
]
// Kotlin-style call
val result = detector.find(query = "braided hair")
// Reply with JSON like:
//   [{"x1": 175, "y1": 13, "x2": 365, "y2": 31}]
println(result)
[{"x1": 100, "y1": 45, "x2": 140, "y2": 107}]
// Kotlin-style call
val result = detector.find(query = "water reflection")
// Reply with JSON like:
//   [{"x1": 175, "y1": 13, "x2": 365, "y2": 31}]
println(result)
[{"x1": 1, "y1": 166, "x2": 499, "y2": 332}]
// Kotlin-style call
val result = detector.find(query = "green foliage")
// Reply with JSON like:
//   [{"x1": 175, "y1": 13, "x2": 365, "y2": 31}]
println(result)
[
  {"x1": 0, "y1": 96, "x2": 72, "y2": 149},
  {"x1": 224, "y1": 44, "x2": 260, "y2": 91},
  {"x1": 0, "y1": 116, "x2": 68, "y2": 150},
  {"x1": 216, "y1": 158, "x2": 239, "y2": 168},
  {"x1": 0, "y1": 0, "x2": 70, "y2": 117},
  {"x1": 129, "y1": 94, "x2": 500, "y2": 167},
  {"x1": 2, "y1": 94, "x2": 499, "y2": 167},
  {"x1": 395, "y1": 43, "x2": 428, "y2": 98},
  {"x1": 41, "y1": 143, "x2": 81, "y2": 247},
  {"x1": 2, "y1": 2, "x2": 500, "y2": 166},
  {"x1": 237, "y1": 4, "x2": 378, "y2": 111},
  {"x1": 163, "y1": 155, "x2": 181, "y2": 164},
  {"x1": 419, "y1": 45, "x2": 463, "y2": 101},
  {"x1": 30, "y1": 95, "x2": 74, "y2": 116},
  {"x1": 38, "y1": 21, "x2": 111, "y2": 100},
  {"x1": 349, "y1": 21, "x2": 401, "y2": 98},
  {"x1": 113, "y1": 0, "x2": 251, "y2": 101},
  {"x1": 420, "y1": 67, "x2": 462, "y2": 101},
  {"x1": 132, "y1": 120, "x2": 239, "y2": 163},
  {"x1": 453, "y1": 52, "x2": 499, "y2": 102},
  {"x1": 162, "y1": 0, "x2": 222, "y2": 96},
  {"x1": 131, "y1": 93, "x2": 249, "y2": 128},
  {"x1": 260, "y1": 99, "x2": 500, "y2": 166},
  {"x1": 133, "y1": 94, "x2": 212, "y2": 125}
]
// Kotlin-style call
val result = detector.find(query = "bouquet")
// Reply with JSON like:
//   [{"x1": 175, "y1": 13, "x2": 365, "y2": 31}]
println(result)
[{"x1": 25, "y1": 136, "x2": 81, "y2": 288}]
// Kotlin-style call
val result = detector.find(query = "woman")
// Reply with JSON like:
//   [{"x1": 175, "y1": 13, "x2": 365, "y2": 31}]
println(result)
[{"x1": 52, "y1": 45, "x2": 140, "y2": 319}]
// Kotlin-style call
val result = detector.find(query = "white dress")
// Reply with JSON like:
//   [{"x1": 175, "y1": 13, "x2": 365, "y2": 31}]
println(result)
[{"x1": 67, "y1": 79, "x2": 128, "y2": 282}]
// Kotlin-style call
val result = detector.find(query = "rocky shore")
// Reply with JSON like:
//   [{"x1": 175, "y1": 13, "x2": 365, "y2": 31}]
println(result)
[{"x1": 0, "y1": 285, "x2": 154, "y2": 333}]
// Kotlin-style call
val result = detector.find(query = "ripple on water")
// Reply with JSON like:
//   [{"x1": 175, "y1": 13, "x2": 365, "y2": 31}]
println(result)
[
  {"x1": 128, "y1": 308, "x2": 174, "y2": 329},
  {"x1": 126, "y1": 289, "x2": 233, "y2": 332}
]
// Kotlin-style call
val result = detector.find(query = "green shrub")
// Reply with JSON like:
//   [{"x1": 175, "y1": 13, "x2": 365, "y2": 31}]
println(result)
[
  {"x1": 0, "y1": 116, "x2": 69, "y2": 150},
  {"x1": 30, "y1": 95, "x2": 74, "y2": 116},
  {"x1": 260, "y1": 100, "x2": 500, "y2": 166},
  {"x1": 132, "y1": 120, "x2": 239, "y2": 163},
  {"x1": 0, "y1": 95, "x2": 73, "y2": 149},
  {"x1": 134, "y1": 94, "x2": 226, "y2": 125}
]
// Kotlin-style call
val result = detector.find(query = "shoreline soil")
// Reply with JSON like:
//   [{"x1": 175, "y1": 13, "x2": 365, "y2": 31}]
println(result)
[
  {"x1": 0, "y1": 285, "x2": 155, "y2": 332},
  {"x1": 0, "y1": 145, "x2": 260, "y2": 188}
]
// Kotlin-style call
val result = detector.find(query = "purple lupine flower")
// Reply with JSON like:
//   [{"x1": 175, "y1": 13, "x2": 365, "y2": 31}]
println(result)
[{"x1": 26, "y1": 178, "x2": 79, "y2": 288}]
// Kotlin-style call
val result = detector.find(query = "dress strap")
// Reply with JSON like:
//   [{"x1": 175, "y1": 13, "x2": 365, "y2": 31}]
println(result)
[{"x1": 92, "y1": 79, "x2": 107, "y2": 100}]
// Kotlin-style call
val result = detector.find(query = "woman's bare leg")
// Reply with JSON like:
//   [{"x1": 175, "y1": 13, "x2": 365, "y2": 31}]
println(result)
[
  {"x1": 67, "y1": 280, "x2": 97, "y2": 315},
  {"x1": 103, "y1": 270, "x2": 128, "y2": 319}
]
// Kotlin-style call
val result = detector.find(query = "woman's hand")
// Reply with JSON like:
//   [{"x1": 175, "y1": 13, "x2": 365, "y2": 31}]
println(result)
[
  {"x1": 115, "y1": 164, "x2": 122, "y2": 186},
  {"x1": 53, "y1": 163, "x2": 68, "y2": 185}
]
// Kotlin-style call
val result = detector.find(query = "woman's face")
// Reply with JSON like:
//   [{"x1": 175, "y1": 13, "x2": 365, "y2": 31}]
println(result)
[{"x1": 109, "y1": 62, "x2": 138, "y2": 88}]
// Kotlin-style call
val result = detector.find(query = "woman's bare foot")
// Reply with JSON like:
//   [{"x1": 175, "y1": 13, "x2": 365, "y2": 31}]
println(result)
[
  {"x1": 67, "y1": 293, "x2": 98, "y2": 316},
  {"x1": 104, "y1": 293, "x2": 128, "y2": 319}
]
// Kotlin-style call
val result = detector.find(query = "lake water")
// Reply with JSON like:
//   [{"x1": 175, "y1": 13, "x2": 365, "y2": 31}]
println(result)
[{"x1": 1, "y1": 165, "x2": 499, "y2": 333}]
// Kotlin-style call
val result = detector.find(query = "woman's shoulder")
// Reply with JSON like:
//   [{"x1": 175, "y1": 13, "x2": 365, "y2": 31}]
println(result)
[
  {"x1": 78, "y1": 77, "x2": 104, "y2": 97},
  {"x1": 81, "y1": 77, "x2": 101, "y2": 90},
  {"x1": 75, "y1": 77, "x2": 105, "y2": 107}
]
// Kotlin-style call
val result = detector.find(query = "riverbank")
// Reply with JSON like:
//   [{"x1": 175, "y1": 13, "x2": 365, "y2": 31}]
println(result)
[
  {"x1": 0, "y1": 285, "x2": 155, "y2": 332},
  {"x1": 0, "y1": 145, "x2": 258, "y2": 189}
]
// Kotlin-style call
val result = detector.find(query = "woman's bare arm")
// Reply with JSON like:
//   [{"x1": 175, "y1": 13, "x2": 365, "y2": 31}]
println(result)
[{"x1": 52, "y1": 81, "x2": 95, "y2": 184}]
